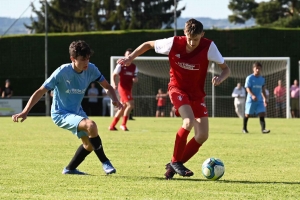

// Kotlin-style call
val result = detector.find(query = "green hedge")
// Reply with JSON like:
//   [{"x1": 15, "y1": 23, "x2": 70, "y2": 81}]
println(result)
[{"x1": 0, "y1": 28, "x2": 299, "y2": 95}]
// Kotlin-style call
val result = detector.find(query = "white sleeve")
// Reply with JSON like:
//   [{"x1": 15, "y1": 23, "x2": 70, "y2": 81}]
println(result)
[
  {"x1": 134, "y1": 66, "x2": 138, "y2": 77},
  {"x1": 154, "y1": 37, "x2": 174, "y2": 55},
  {"x1": 265, "y1": 89, "x2": 269, "y2": 96},
  {"x1": 208, "y1": 42, "x2": 224, "y2": 64},
  {"x1": 241, "y1": 88, "x2": 246, "y2": 97},
  {"x1": 113, "y1": 64, "x2": 122, "y2": 74},
  {"x1": 232, "y1": 88, "x2": 238, "y2": 97}
]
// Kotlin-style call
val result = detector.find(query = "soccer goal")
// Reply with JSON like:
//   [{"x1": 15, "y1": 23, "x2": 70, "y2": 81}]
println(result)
[{"x1": 110, "y1": 56, "x2": 290, "y2": 118}]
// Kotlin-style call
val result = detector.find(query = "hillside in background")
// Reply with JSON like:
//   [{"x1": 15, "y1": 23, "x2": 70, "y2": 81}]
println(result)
[
  {"x1": 178, "y1": 17, "x2": 256, "y2": 29},
  {"x1": 0, "y1": 17, "x2": 32, "y2": 35},
  {"x1": 0, "y1": 17, "x2": 256, "y2": 36}
]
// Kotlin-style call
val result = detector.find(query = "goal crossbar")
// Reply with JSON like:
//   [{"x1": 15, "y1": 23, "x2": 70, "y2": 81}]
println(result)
[{"x1": 110, "y1": 56, "x2": 290, "y2": 118}]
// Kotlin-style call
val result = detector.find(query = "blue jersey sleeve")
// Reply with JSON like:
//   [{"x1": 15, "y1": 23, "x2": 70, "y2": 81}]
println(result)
[
  {"x1": 43, "y1": 67, "x2": 60, "y2": 90},
  {"x1": 244, "y1": 76, "x2": 251, "y2": 89},
  {"x1": 262, "y1": 77, "x2": 265, "y2": 87},
  {"x1": 90, "y1": 63, "x2": 105, "y2": 82}
]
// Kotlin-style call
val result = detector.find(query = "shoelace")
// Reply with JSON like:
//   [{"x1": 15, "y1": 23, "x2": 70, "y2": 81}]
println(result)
[{"x1": 103, "y1": 163, "x2": 112, "y2": 168}]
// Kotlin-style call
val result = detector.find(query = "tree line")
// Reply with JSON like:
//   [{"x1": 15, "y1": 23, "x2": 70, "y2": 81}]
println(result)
[
  {"x1": 25, "y1": 0, "x2": 185, "y2": 33},
  {"x1": 25, "y1": 0, "x2": 300, "y2": 33},
  {"x1": 229, "y1": 0, "x2": 300, "y2": 27}
]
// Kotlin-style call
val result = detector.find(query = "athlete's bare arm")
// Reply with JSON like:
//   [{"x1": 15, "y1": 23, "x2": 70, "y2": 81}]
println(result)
[
  {"x1": 261, "y1": 85, "x2": 268, "y2": 106},
  {"x1": 12, "y1": 86, "x2": 48, "y2": 122},
  {"x1": 99, "y1": 80, "x2": 123, "y2": 109},
  {"x1": 212, "y1": 62, "x2": 231, "y2": 86},
  {"x1": 117, "y1": 41, "x2": 155, "y2": 66},
  {"x1": 112, "y1": 73, "x2": 119, "y2": 90},
  {"x1": 132, "y1": 77, "x2": 138, "y2": 83},
  {"x1": 246, "y1": 87, "x2": 257, "y2": 101}
]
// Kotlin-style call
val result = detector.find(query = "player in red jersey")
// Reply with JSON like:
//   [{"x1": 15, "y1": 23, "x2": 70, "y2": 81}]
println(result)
[
  {"x1": 117, "y1": 19, "x2": 230, "y2": 179},
  {"x1": 156, "y1": 88, "x2": 168, "y2": 117},
  {"x1": 109, "y1": 48, "x2": 138, "y2": 131}
]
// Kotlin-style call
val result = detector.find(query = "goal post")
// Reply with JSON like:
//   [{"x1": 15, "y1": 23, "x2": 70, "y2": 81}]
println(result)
[
  {"x1": 110, "y1": 56, "x2": 290, "y2": 118},
  {"x1": 209, "y1": 57, "x2": 290, "y2": 118}
]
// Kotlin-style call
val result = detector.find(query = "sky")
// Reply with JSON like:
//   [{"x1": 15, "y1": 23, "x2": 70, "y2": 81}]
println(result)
[{"x1": 0, "y1": 0, "x2": 269, "y2": 19}]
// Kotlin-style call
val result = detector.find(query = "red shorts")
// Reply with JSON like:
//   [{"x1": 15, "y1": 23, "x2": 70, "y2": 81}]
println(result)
[
  {"x1": 169, "y1": 87, "x2": 208, "y2": 118},
  {"x1": 118, "y1": 89, "x2": 133, "y2": 103}
]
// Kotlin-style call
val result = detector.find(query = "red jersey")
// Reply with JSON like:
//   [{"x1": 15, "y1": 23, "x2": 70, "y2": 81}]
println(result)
[
  {"x1": 116, "y1": 63, "x2": 137, "y2": 92},
  {"x1": 273, "y1": 86, "x2": 286, "y2": 103},
  {"x1": 168, "y1": 36, "x2": 212, "y2": 100},
  {"x1": 157, "y1": 96, "x2": 166, "y2": 106}
]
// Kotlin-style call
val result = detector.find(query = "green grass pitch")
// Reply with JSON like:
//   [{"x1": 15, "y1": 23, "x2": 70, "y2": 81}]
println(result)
[{"x1": 0, "y1": 117, "x2": 299, "y2": 199}]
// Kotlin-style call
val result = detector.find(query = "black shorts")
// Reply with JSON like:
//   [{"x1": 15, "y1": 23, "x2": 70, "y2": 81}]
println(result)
[{"x1": 156, "y1": 106, "x2": 165, "y2": 112}]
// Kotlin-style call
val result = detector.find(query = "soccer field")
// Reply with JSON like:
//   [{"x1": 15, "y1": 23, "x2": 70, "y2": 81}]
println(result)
[{"x1": 1, "y1": 117, "x2": 299, "y2": 199}]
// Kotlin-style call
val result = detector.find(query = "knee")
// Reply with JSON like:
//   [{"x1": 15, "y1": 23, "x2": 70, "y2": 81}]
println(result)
[
  {"x1": 85, "y1": 120, "x2": 98, "y2": 137},
  {"x1": 194, "y1": 133, "x2": 208, "y2": 144},
  {"x1": 127, "y1": 102, "x2": 134, "y2": 109},
  {"x1": 182, "y1": 118, "x2": 194, "y2": 130},
  {"x1": 122, "y1": 104, "x2": 128, "y2": 110}
]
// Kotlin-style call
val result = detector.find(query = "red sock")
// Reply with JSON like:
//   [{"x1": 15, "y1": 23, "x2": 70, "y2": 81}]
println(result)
[
  {"x1": 121, "y1": 116, "x2": 128, "y2": 126},
  {"x1": 110, "y1": 117, "x2": 120, "y2": 128},
  {"x1": 181, "y1": 137, "x2": 202, "y2": 163},
  {"x1": 171, "y1": 127, "x2": 190, "y2": 163}
]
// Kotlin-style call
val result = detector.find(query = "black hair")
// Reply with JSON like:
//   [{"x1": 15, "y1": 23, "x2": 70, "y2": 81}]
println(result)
[
  {"x1": 69, "y1": 40, "x2": 94, "y2": 58},
  {"x1": 253, "y1": 62, "x2": 262, "y2": 68}
]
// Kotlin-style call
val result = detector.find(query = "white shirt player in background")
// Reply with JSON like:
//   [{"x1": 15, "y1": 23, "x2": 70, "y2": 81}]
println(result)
[
  {"x1": 232, "y1": 83, "x2": 246, "y2": 118},
  {"x1": 87, "y1": 82, "x2": 100, "y2": 116},
  {"x1": 102, "y1": 88, "x2": 111, "y2": 116}
]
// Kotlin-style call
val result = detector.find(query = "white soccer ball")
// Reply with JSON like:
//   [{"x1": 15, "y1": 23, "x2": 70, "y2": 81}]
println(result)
[{"x1": 202, "y1": 157, "x2": 225, "y2": 180}]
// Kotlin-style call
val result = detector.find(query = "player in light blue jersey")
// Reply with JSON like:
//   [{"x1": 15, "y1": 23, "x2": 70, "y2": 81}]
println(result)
[
  {"x1": 243, "y1": 62, "x2": 270, "y2": 134},
  {"x1": 12, "y1": 40, "x2": 123, "y2": 175}
]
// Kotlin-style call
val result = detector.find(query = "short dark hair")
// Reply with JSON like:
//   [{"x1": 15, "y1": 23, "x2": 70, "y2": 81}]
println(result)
[
  {"x1": 184, "y1": 18, "x2": 203, "y2": 36},
  {"x1": 125, "y1": 48, "x2": 133, "y2": 53},
  {"x1": 69, "y1": 40, "x2": 94, "y2": 58},
  {"x1": 253, "y1": 62, "x2": 262, "y2": 68}
]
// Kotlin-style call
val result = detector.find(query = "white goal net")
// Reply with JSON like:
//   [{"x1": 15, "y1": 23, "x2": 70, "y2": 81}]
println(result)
[{"x1": 110, "y1": 57, "x2": 290, "y2": 118}]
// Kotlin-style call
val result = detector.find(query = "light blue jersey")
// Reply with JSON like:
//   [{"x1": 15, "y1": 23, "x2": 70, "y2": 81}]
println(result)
[
  {"x1": 245, "y1": 74, "x2": 265, "y2": 103},
  {"x1": 43, "y1": 63, "x2": 105, "y2": 115},
  {"x1": 43, "y1": 63, "x2": 105, "y2": 138},
  {"x1": 244, "y1": 74, "x2": 266, "y2": 115}
]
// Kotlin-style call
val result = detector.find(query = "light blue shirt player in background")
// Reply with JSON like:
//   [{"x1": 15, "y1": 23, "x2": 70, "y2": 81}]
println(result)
[
  {"x1": 12, "y1": 40, "x2": 123, "y2": 175},
  {"x1": 243, "y1": 62, "x2": 270, "y2": 134}
]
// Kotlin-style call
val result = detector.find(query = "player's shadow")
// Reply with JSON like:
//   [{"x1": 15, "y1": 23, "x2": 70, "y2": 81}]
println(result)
[
  {"x1": 83, "y1": 175, "x2": 300, "y2": 185},
  {"x1": 154, "y1": 177, "x2": 300, "y2": 185},
  {"x1": 219, "y1": 180, "x2": 300, "y2": 185}
]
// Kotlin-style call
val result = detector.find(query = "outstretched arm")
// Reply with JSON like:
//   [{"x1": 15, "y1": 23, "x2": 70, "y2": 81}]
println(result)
[
  {"x1": 117, "y1": 41, "x2": 155, "y2": 66},
  {"x1": 212, "y1": 63, "x2": 231, "y2": 86},
  {"x1": 99, "y1": 80, "x2": 123, "y2": 110},
  {"x1": 12, "y1": 86, "x2": 48, "y2": 122}
]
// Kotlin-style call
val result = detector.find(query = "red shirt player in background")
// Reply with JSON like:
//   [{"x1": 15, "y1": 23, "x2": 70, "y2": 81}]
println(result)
[
  {"x1": 156, "y1": 88, "x2": 168, "y2": 117},
  {"x1": 273, "y1": 79, "x2": 286, "y2": 118},
  {"x1": 117, "y1": 18, "x2": 230, "y2": 179},
  {"x1": 109, "y1": 48, "x2": 138, "y2": 131}
]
